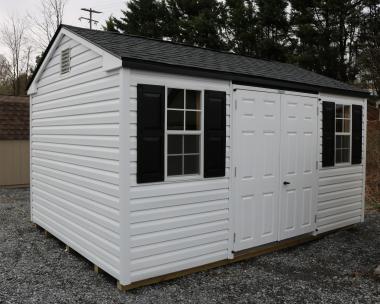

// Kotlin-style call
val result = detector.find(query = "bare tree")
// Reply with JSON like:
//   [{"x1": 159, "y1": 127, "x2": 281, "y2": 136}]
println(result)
[
  {"x1": 29, "y1": 0, "x2": 67, "y2": 50},
  {"x1": 0, "y1": 54, "x2": 11, "y2": 83},
  {"x1": 0, "y1": 15, "x2": 31, "y2": 95}
]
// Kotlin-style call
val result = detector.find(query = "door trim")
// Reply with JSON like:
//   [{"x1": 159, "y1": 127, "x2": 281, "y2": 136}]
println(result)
[{"x1": 231, "y1": 85, "x2": 319, "y2": 252}]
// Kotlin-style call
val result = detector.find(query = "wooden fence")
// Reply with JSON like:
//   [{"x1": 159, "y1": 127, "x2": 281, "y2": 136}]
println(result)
[{"x1": 0, "y1": 140, "x2": 29, "y2": 186}]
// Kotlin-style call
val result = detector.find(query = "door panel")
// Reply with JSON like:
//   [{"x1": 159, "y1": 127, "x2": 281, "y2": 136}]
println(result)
[
  {"x1": 279, "y1": 94, "x2": 318, "y2": 240},
  {"x1": 234, "y1": 90, "x2": 281, "y2": 251},
  {"x1": 233, "y1": 88, "x2": 318, "y2": 252}
]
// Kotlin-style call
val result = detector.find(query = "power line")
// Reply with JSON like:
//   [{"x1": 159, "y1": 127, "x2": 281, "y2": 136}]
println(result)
[{"x1": 79, "y1": 8, "x2": 103, "y2": 29}]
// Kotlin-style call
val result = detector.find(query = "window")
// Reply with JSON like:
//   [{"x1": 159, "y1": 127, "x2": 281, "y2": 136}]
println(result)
[
  {"x1": 166, "y1": 88, "x2": 202, "y2": 177},
  {"x1": 335, "y1": 104, "x2": 351, "y2": 164},
  {"x1": 61, "y1": 48, "x2": 71, "y2": 74}
]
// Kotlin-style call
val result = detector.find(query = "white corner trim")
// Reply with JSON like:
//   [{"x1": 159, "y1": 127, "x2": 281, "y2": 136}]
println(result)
[
  {"x1": 27, "y1": 82, "x2": 38, "y2": 95},
  {"x1": 119, "y1": 67, "x2": 131, "y2": 285}
]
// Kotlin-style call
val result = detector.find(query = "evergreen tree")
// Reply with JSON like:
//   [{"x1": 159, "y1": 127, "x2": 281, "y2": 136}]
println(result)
[
  {"x1": 358, "y1": 0, "x2": 380, "y2": 94},
  {"x1": 289, "y1": 0, "x2": 363, "y2": 82},
  {"x1": 256, "y1": 0, "x2": 290, "y2": 61},
  {"x1": 164, "y1": 0, "x2": 227, "y2": 49},
  {"x1": 103, "y1": 16, "x2": 119, "y2": 32},
  {"x1": 225, "y1": 0, "x2": 260, "y2": 57},
  {"x1": 107, "y1": 0, "x2": 167, "y2": 38}
]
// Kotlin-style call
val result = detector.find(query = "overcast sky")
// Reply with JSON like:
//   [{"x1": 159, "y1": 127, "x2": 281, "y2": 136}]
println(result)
[{"x1": 0, "y1": 0, "x2": 126, "y2": 54}]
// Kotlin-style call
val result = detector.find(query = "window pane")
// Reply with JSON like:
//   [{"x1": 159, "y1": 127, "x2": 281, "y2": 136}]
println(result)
[
  {"x1": 336, "y1": 119, "x2": 343, "y2": 132},
  {"x1": 167, "y1": 110, "x2": 184, "y2": 130},
  {"x1": 342, "y1": 135, "x2": 350, "y2": 149},
  {"x1": 184, "y1": 155, "x2": 200, "y2": 175},
  {"x1": 343, "y1": 119, "x2": 350, "y2": 132},
  {"x1": 168, "y1": 88, "x2": 184, "y2": 109},
  {"x1": 336, "y1": 104, "x2": 343, "y2": 118},
  {"x1": 168, "y1": 135, "x2": 182, "y2": 154},
  {"x1": 344, "y1": 105, "x2": 350, "y2": 119},
  {"x1": 186, "y1": 90, "x2": 201, "y2": 110},
  {"x1": 168, "y1": 156, "x2": 182, "y2": 176},
  {"x1": 184, "y1": 135, "x2": 200, "y2": 154},
  {"x1": 342, "y1": 149, "x2": 350, "y2": 163},
  {"x1": 336, "y1": 135, "x2": 342, "y2": 149},
  {"x1": 336, "y1": 149, "x2": 342, "y2": 163},
  {"x1": 186, "y1": 111, "x2": 201, "y2": 130}
]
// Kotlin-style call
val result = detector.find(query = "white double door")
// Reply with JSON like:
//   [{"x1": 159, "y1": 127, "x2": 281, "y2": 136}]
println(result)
[{"x1": 233, "y1": 88, "x2": 318, "y2": 252}]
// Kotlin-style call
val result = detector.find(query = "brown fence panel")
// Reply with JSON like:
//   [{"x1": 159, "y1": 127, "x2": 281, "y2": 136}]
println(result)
[{"x1": 0, "y1": 140, "x2": 29, "y2": 186}]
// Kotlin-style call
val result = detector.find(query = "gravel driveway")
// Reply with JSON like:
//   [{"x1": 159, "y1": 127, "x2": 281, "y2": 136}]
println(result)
[{"x1": 0, "y1": 187, "x2": 379, "y2": 304}]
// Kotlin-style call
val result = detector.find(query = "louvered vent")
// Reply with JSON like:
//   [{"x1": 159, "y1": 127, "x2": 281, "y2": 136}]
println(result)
[{"x1": 61, "y1": 48, "x2": 71, "y2": 74}]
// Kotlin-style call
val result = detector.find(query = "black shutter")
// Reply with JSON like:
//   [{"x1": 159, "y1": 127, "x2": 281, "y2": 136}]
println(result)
[
  {"x1": 137, "y1": 84, "x2": 165, "y2": 183},
  {"x1": 322, "y1": 101, "x2": 335, "y2": 167},
  {"x1": 351, "y1": 105, "x2": 363, "y2": 164},
  {"x1": 204, "y1": 90, "x2": 226, "y2": 178}
]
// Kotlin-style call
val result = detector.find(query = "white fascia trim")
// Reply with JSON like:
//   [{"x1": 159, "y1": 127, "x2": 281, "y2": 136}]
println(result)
[
  {"x1": 27, "y1": 28, "x2": 122, "y2": 95},
  {"x1": 61, "y1": 28, "x2": 122, "y2": 71},
  {"x1": 319, "y1": 92, "x2": 365, "y2": 105}
]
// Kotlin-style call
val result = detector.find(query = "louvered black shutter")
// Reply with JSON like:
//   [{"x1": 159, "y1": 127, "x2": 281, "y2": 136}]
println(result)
[
  {"x1": 137, "y1": 84, "x2": 165, "y2": 183},
  {"x1": 322, "y1": 101, "x2": 335, "y2": 167},
  {"x1": 351, "y1": 105, "x2": 363, "y2": 164},
  {"x1": 204, "y1": 90, "x2": 226, "y2": 178}
]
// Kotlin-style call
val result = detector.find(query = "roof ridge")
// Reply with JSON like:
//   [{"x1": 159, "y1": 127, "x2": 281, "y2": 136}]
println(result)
[{"x1": 61, "y1": 24, "x2": 279, "y2": 64}]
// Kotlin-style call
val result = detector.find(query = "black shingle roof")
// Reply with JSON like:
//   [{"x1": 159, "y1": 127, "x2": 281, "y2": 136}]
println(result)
[{"x1": 30, "y1": 25, "x2": 369, "y2": 97}]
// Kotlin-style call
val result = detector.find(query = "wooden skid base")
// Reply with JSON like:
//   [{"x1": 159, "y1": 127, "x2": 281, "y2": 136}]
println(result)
[
  {"x1": 32, "y1": 222, "x2": 356, "y2": 292},
  {"x1": 117, "y1": 233, "x2": 321, "y2": 291},
  {"x1": 94, "y1": 265, "x2": 101, "y2": 274}
]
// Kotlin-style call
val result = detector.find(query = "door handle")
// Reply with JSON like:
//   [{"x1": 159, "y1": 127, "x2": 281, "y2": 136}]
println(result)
[{"x1": 283, "y1": 181, "x2": 290, "y2": 185}]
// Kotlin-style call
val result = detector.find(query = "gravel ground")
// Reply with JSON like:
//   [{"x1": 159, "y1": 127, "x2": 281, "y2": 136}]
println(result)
[{"x1": 0, "y1": 187, "x2": 379, "y2": 304}]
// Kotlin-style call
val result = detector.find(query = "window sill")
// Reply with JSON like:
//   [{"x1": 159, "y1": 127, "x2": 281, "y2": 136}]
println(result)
[
  {"x1": 165, "y1": 174, "x2": 202, "y2": 182},
  {"x1": 320, "y1": 163, "x2": 362, "y2": 170}
]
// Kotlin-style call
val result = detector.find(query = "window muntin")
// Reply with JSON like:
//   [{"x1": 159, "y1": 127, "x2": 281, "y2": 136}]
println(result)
[
  {"x1": 335, "y1": 104, "x2": 351, "y2": 164},
  {"x1": 166, "y1": 89, "x2": 202, "y2": 177}
]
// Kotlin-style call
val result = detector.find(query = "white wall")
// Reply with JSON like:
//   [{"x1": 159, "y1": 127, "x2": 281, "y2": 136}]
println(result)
[
  {"x1": 30, "y1": 34, "x2": 122, "y2": 279},
  {"x1": 30, "y1": 33, "x2": 367, "y2": 285},
  {"x1": 316, "y1": 94, "x2": 366, "y2": 234},
  {"x1": 127, "y1": 69, "x2": 231, "y2": 282}
]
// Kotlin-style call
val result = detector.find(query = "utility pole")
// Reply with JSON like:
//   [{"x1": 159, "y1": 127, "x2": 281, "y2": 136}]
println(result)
[{"x1": 79, "y1": 8, "x2": 102, "y2": 29}]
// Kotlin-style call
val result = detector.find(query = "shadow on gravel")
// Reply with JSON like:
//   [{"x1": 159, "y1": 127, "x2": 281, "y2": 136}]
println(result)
[{"x1": 0, "y1": 187, "x2": 379, "y2": 304}]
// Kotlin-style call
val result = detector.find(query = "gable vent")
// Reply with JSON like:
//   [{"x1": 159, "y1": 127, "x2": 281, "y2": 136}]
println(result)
[{"x1": 61, "y1": 48, "x2": 71, "y2": 74}]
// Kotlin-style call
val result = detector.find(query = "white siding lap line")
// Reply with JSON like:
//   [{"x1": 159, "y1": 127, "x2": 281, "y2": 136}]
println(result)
[
  {"x1": 316, "y1": 96, "x2": 365, "y2": 233},
  {"x1": 128, "y1": 71, "x2": 231, "y2": 283},
  {"x1": 31, "y1": 35, "x2": 122, "y2": 280}
]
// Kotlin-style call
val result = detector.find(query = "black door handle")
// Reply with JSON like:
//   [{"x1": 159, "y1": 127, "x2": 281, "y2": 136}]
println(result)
[{"x1": 283, "y1": 181, "x2": 290, "y2": 185}]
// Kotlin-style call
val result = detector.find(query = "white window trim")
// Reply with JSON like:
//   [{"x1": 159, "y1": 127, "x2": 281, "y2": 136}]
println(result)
[
  {"x1": 164, "y1": 87, "x2": 204, "y2": 181},
  {"x1": 334, "y1": 103, "x2": 352, "y2": 166}
]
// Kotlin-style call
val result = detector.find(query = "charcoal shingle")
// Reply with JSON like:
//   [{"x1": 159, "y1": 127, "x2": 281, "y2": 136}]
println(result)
[{"x1": 30, "y1": 24, "x2": 369, "y2": 97}]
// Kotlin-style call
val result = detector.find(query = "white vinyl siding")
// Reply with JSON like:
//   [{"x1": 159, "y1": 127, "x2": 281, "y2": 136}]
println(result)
[
  {"x1": 30, "y1": 34, "x2": 122, "y2": 279},
  {"x1": 316, "y1": 96, "x2": 366, "y2": 234},
  {"x1": 128, "y1": 70, "x2": 231, "y2": 282},
  {"x1": 29, "y1": 30, "x2": 368, "y2": 287}
]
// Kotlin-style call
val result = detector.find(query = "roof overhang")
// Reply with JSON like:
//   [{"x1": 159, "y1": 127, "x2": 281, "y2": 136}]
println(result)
[
  {"x1": 123, "y1": 58, "x2": 370, "y2": 98},
  {"x1": 27, "y1": 25, "x2": 122, "y2": 95}
]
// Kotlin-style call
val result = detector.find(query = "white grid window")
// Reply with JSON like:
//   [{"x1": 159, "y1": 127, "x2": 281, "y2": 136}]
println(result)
[
  {"x1": 335, "y1": 104, "x2": 351, "y2": 164},
  {"x1": 166, "y1": 88, "x2": 202, "y2": 177}
]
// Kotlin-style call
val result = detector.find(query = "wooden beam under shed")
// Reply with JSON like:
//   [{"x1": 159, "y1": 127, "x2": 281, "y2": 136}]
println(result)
[{"x1": 116, "y1": 233, "x2": 321, "y2": 292}]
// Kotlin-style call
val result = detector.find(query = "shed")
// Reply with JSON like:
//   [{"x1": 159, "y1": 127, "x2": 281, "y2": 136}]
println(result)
[
  {"x1": 27, "y1": 25, "x2": 369, "y2": 289},
  {"x1": 0, "y1": 95, "x2": 30, "y2": 186}
]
